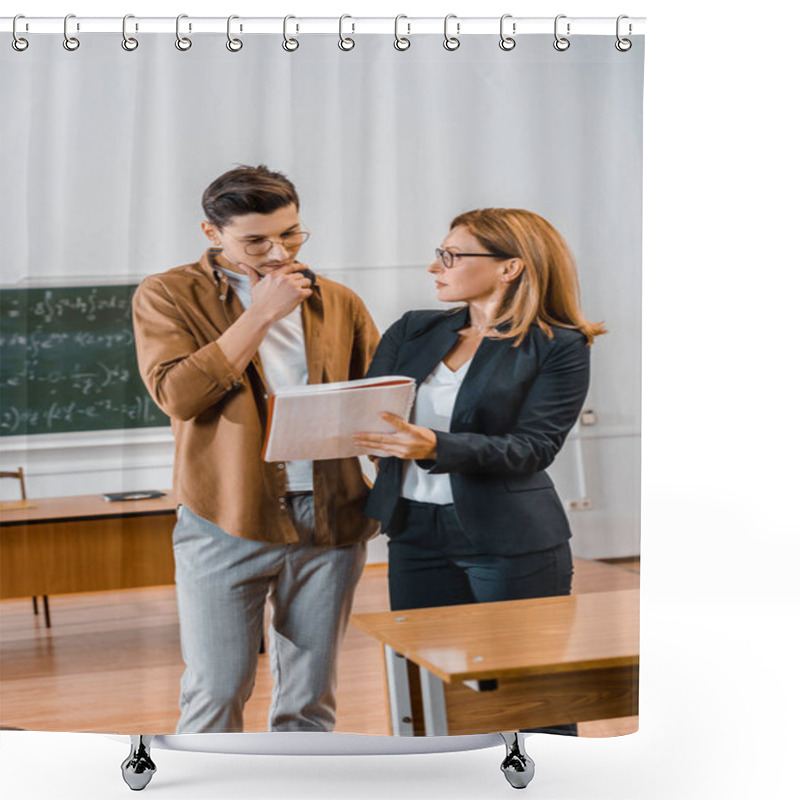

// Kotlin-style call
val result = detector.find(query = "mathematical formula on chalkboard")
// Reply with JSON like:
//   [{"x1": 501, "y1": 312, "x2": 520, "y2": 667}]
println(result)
[{"x1": 0, "y1": 286, "x2": 170, "y2": 436}]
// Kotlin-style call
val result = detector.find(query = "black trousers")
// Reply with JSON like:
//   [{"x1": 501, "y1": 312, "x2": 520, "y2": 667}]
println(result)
[{"x1": 388, "y1": 498, "x2": 577, "y2": 737}]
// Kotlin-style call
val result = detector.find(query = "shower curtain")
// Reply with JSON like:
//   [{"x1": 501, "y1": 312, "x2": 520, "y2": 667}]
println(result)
[{"x1": 0, "y1": 13, "x2": 644, "y2": 770}]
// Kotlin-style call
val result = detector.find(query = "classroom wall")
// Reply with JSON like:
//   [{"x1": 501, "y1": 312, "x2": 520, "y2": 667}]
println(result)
[{"x1": 1, "y1": 34, "x2": 642, "y2": 560}]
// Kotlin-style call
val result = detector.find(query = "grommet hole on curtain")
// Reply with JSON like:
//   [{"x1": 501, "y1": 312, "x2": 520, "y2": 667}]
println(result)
[
  {"x1": 226, "y1": 14, "x2": 243, "y2": 52},
  {"x1": 553, "y1": 14, "x2": 571, "y2": 51},
  {"x1": 63, "y1": 13, "x2": 80, "y2": 51},
  {"x1": 394, "y1": 14, "x2": 411, "y2": 51},
  {"x1": 338, "y1": 14, "x2": 355, "y2": 51},
  {"x1": 615, "y1": 15, "x2": 633, "y2": 51},
  {"x1": 12, "y1": 15, "x2": 29, "y2": 51},
  {"x1": 175, "y1": 14, "x2": 192, "y2": 51},
  {"x1": 121, "y1": 14, "x2": 139, "y2": 52},
  {"x1": 499, "y1": 14, "x2": 516, "y2": 51},
  {"x1": 283, "y1": 15, "x2": 299, "y2": 52},
  {"x1": 443, "y1": 13, "x2": 460, "y2": 51}
]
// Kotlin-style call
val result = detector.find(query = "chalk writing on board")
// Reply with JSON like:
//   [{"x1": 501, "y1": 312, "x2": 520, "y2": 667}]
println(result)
[
  {"x1": 1, "y1": 360, "x2": 133, "y2": 394},
  {"x1": 32, "y1": 293, "x2": 130, "y2": 323},
  {"x1": 0, "y1": 285, "x2": 170, "y2": 436},
  {"x1": 1, "y1": 396, "x2": 164, "y2": 435},
  {"x1": 0, "y1": 329, "x2": 135, "y2": 359}
]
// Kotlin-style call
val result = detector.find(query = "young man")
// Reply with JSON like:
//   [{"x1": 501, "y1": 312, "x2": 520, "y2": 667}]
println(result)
[{"x1": 132, "y1": 165, "x2": 380, "y2": 733}]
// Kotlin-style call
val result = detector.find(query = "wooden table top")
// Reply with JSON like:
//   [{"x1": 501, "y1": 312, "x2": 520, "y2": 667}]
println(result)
[
  {"x1": 0, "y1": 491, "x2": 176, "y2": 525},
  {"x1": 352, "y1": 588, "x2": 639, "y2": 683}
]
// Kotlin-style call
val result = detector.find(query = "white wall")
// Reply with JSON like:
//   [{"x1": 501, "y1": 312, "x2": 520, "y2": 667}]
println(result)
[{"x1": 1, "y1": 23, "x2": 643, "y2": 563}]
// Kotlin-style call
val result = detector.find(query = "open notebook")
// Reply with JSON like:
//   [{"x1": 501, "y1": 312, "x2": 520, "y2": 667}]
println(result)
[{"x1": 262, "y1": 376, "x2": 416, "y2": 462}]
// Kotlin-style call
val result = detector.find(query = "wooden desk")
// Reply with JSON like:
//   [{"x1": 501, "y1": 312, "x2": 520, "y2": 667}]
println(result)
[
  {"x1": 0, "y1": 492, "x2": 176, "y2": 598},
  {"x1": 352, "y1": 589, "x2": 639, "y2": 736}
]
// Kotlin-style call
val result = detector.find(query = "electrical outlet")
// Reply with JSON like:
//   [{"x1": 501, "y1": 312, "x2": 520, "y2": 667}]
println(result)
[
  {"x1": 580, "y1": 409, "x2": 597, "y2": 426},
  {"x1": 568, "y1": 498, "x2": 593, "y2": 511}
]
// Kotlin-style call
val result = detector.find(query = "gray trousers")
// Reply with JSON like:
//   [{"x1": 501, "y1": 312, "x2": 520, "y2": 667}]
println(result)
[{"x1": 172, "y1": 495, "x2": 367, "y2": 733}]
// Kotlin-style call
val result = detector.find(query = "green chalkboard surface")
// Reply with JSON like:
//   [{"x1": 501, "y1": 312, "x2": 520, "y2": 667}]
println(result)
[{"x1": 0, "y1": 285, "x2": 170, "y2": 436}]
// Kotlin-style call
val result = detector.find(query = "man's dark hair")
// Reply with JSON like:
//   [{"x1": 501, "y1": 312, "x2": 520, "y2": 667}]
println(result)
[{"x1": 202, "y1": 164, "x2": 300, "y2": 229}]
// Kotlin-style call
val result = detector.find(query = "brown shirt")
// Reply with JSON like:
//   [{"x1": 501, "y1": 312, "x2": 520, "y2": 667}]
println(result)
[{"x1": 132, "y1": 249, "x2": 381, "y2": 546}]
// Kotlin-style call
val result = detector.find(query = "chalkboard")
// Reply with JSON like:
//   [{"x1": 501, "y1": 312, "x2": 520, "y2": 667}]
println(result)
[{"x1": 0, "y1": 285, "x2": 170, "y2": 436}]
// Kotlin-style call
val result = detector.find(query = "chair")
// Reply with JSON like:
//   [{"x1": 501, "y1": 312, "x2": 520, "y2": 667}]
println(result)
[{"x1": 0, "y1": 467, "x2": 51, "y2": 628}]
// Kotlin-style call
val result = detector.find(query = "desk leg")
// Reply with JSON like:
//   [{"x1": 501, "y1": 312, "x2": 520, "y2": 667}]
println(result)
[
  {"x1": 419, "y1": 667, "x2": 449, "y2": 736},
  {"x1": 385, "y1": 645, "x2": 415, "y2": 736}
]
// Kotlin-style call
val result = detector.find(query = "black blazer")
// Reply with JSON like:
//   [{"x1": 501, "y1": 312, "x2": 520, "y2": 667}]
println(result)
[{"x1": 363, "y1": 306, "x2": 591, "y2": 555}]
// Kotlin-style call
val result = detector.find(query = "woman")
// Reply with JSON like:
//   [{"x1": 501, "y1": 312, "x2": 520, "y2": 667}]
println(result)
[{"x1": 353, "y1": 208, "x2": 606, "y2": 616}]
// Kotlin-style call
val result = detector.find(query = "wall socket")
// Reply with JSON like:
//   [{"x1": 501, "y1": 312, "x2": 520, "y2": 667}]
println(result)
[{"x1": 568, "y1": 498, "x2": 593, "y2": 511}]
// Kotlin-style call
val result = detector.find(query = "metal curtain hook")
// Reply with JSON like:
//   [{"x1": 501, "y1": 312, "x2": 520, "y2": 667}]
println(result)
[
  {"x1": 499, "y1": 14, "x2": 516, "y2": 51},
  {"x1": 122, "y1": 14, "x2": 139, "y2": 51},
  {"x1": 283, "y1": 15, "x2": 299, "y2": 51},
  {"x1": 443, "y1": 14, "x2": 460, "y2": 51},
  {"x1": 338, "y1": 14, "x2": 355, "y2": 51},
  {"x1": 226, "y1": 15, "x2": 243, "y2": 51},
  {"x1": 176, "y1": 14, "x2": 192, "y2": 51},
  {"x1": 553, "y1": 14, "x2": 570, "y2": 51},
  {"x1": 63, "y1": 13, "x2": 80, "y2": 51},
  {"x1": 12, "y1": 14, "x2": 29, "y2": 51},
  {"x1": 394, "y1": 14, "x2": 410, "y2": 51},
  {"x1": 615, "y1": 14, "x2": 632, "y2": 51}
]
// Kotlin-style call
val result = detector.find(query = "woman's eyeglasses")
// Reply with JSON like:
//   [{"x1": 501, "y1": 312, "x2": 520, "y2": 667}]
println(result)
[{"x1": 434, "y1": 248, "x2": 510, "y2": 269}]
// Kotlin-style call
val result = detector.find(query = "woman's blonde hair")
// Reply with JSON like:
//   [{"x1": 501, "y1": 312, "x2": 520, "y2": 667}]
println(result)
[{"x1": 450, "y1": 208, "x2": 607, "y2": 345}]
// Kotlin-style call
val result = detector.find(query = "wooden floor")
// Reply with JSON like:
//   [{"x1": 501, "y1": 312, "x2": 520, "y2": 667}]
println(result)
[{"x1": 0, "y1": 558, "x2": 639, "y2": 737}]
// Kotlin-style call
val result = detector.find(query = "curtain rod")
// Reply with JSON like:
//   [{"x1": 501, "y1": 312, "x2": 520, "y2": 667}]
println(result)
[{"x1": 1, "y1": 16, "x2": 646, "y2": 36}]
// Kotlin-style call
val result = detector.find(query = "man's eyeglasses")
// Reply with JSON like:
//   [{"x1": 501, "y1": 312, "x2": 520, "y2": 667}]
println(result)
[
  {"x1": 242, "y1": 230, "x2": 311, "y2": 256},
  {"x1": 434, "y1": 248, "x2": 510, "y2": 269}
]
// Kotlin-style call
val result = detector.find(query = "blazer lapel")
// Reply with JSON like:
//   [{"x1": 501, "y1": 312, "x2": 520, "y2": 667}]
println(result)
[
  {"x1": 451, "y1": 336, "x2": 509, "y2": 426},
  {"x1": 396, "y1": 307, "x2": 468, "y2": 384},
  {"x1": 389, "y1": 306, "x2": 512, "y2": 427}
]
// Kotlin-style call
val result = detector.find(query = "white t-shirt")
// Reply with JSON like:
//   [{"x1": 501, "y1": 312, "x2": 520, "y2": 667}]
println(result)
[
  {"x1": 400, "y1": 358, "x2": 472, "y2": 504},
  {"x1": 220, "y1": 267, "x2": 314, "y2": 491}
]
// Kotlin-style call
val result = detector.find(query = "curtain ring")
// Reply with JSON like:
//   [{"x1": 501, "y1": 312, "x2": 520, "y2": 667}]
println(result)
[
  {"x1": 283, "y1": 15, "x2": 299, "y2": 51},
  {"x1": 63, "y1": 13, "x2": 80, "y2": 51},
  {"x1": 175, "y1": 14, "x2": 192, "y2": 51},
  {"x1": 394, "y1": 15, "x2": 411, "y2": 51},
  {"x1": 12, "y1": 15, "x2": 29, "y2": 52},
  {"x1": 338, "y1": 15, "x2": 355, "y2": 51},
  {"x1": 553, "y1": 14, "x2": 570, "y2": 51},
  {"x1": 122, "y1": 14, "x2": 138, "y2": 51},
  {"x1": 499, "y1": 14, "x2": 516, "y2": 51},
  {"x1": 226, "y1": 15, "x2": 243, "y2": 52},
  {"x1": 615, "y1": 15, "x2": 632, "y2": 52},
  {"x1": 443, "y1": 14, "x2": 460, "y2": 51}
]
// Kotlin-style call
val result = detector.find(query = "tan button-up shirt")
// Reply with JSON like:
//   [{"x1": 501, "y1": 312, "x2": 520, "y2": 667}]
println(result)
[{"x1": 132, "y1": 249, "x2": 381, "y2": 547}]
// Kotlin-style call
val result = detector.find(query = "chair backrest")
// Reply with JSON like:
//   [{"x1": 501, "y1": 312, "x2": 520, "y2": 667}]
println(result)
[{"x1": 0, "y1": 467, "x2": 27, "y2": 500}]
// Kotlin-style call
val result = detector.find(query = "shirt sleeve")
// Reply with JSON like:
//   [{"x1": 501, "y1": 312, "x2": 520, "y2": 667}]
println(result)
[{"x1": 132, "y1": 276, "x2": 242, "y2": 421}]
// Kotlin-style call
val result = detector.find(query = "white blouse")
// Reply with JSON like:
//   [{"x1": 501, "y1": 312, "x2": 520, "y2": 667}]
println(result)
[{"x1": 400, "y1": 357, "x2": 472, "y2": 505}]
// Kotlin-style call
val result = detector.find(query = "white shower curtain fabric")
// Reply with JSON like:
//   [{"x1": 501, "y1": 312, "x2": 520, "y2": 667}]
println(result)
[{"x1": 0, "y1": 31, "x2": 644, "y2": 737}]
